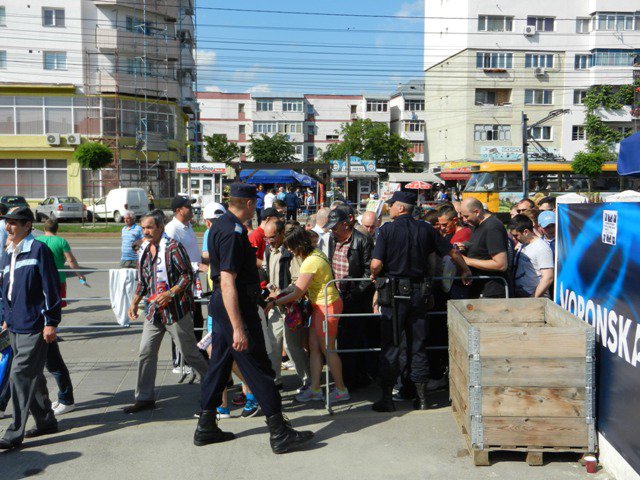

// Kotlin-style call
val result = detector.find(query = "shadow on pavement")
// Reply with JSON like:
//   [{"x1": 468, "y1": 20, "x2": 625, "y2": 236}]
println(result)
[{"x1": 1, "y1": 449, "x2": 82, "y2": 480}]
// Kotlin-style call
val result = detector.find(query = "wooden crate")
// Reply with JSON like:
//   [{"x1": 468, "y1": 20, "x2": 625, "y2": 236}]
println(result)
[{"x1": 447, "y1": 298, "x2": 596, "y2": 466}]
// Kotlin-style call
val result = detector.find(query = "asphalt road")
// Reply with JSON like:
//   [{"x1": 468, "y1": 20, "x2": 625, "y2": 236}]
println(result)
[{"x1": 0, "y1": 238, "x2": 613, "y2": 479}]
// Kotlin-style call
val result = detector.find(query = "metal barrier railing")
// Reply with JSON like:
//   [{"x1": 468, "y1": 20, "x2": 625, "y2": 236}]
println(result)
[{"x1": 322, "y1": 275, "x2": 509, "y2": 414}]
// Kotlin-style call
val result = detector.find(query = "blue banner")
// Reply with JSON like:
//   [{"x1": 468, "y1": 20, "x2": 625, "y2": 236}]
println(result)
[{"x1": 556, "y1": 202, "x2": 640, "y2": 474}]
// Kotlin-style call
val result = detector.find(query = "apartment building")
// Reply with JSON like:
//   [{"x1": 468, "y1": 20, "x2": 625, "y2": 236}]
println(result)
[
  {"x1": 424, "y1": 0, "x2": 640, "y2": 169},
  {"x1": 0, "y1": 1, "x2": 196, "y2": 202},
  {"x1": 198, "y1": 85, "x2": 427, "y2": 165}
]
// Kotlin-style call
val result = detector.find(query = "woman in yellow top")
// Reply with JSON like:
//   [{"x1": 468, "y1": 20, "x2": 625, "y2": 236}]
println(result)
[{"x1": 265, "y1": 226, "x2": 349, "y2": 403}]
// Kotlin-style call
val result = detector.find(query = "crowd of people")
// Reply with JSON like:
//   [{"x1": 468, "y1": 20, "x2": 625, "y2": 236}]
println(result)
[{"x1": 0, "y1": 184, "x2": 557, "y2": 454}]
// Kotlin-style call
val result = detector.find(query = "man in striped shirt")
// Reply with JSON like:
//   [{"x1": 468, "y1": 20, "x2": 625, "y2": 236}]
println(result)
[{"x1": 124, "y1": 210, "x2": 208, "y2": 414}]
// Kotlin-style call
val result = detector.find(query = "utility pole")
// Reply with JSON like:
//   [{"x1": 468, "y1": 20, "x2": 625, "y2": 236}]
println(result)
[
  {"x1": 187, "y1": 144, "x2": 192, "y2": 197},
  {"x1": 522, "y1": 112, "x2": 529, "y2": 198},
  {"x1": 345, "y1": 153, "x2": 350, "y2": 200}
]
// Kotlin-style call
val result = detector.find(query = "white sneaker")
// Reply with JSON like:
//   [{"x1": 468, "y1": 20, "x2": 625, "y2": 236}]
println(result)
[
  {"x1": 295, "y1": 388, "x2": 323, "y2": 402},
  {"x1": 51, "y1": 401, "x2": 60, "y2": 409},
  {"x1": 53, "y1": 403, "x2": 76, "y2": 416},
  {"x1": 329, "y1": 387, "x2": 350, "y2": 403},
  {"x1": 281, "y1": 360, "x2": 295, "y2": 371},
  {"x1": 172, "y1": 366, "x2": 192, "y2": 375}
]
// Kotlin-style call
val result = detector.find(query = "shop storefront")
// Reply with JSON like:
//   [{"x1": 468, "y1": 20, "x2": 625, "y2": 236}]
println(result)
[
  {"x1": 330, "y1": 157, "x2": 378, "y2": 207},
  {"x1": 176, "y1": 162, "x2": 226, "y2": 205}
]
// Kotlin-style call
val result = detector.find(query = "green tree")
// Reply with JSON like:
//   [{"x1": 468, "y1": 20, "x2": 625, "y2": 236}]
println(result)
[
  {"x1": 571, "y1": 148, "x2": 615, "y2": 192},
  {"x1": 203, "y1": 133, "x2": 241, "y2": 164},
  {"x1": 249, "y1": 133, "x2": 296, "y2": 163},
  {"x1": 73, "y1": 141, "x2": 114, "y2": 226},
  {"x1": 320, "y1": 119, "x2": 415, "y2": 172}
]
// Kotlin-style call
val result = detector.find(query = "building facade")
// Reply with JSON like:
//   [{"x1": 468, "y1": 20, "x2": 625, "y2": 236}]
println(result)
[
  {"x1": 0, "y1": 0, "x2": 196, "y2": 202},
  {"x1": 424, "y1": 0, "x2": 640, "y2": 169}
]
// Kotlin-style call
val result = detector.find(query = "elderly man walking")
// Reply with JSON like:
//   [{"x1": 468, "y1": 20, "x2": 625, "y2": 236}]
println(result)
[
  {"x1": 124, "y1": 211, "x2": 208, "y2": 414},
  {"x1": 0, "y1": 207, "x2": 61, "y2": 450},
  {"x1": 120, "y1": 211, "x2": 143, "y2": 268}
]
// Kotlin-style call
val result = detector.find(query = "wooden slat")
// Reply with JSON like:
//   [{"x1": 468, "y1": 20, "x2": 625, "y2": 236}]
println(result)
[
  {"x1": 482, "y1": 387, "x2": 586, "y2": 417},
  {"x1": 544, "y1": 301, "x2": 590, "y2": 330},
  {"x1": 479, "y1": 327, "x2": 586, "y2": 358},
  {"x1": 481, "y1": 357, "x2": 586, "y2": 388},
  {"x1": 483, "y1": 417, "x2": 588, "y2": 448},
  {"x1": 449, "y1": 299, "x2": 546, "y2": 324},
  {"x1": 447, "y1": 302, "x2": 470, "y2": 351},
  {"x1": 449, "y1": 326, "x2": 469, "y2": 380},
  {"x1": 449, "y1": 360, "x2": 470, "y2": 436}
]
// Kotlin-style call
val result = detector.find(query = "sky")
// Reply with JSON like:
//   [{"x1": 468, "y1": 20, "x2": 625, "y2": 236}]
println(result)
[{"x1": 195, "y1": 1, "x2": 425, "y2": 96}]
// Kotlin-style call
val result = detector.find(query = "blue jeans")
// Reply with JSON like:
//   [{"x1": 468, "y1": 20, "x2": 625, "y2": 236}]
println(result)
[{"x1": 46, "y1": 340, "x2": 74, "y2": 405}]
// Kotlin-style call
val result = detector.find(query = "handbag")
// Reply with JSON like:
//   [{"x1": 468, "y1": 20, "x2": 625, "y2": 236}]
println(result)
[{"x1": 284, "y1": 301, "x2": 304, "y2": 332}]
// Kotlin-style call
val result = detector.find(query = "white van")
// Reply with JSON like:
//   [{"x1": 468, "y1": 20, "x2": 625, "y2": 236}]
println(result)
[{"x1": 87, "y1": 188, "x2": 148, "y2": 223}]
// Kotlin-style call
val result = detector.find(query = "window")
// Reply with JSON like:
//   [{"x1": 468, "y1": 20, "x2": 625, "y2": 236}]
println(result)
[
  {"x1": 476, "y1": 52, "x2": 513, "y2": 69},
  {"x1": 240, "y1": 146, "x2": 246, "y2": 153},
  {"x1": 350, "y1": 105, "x2": 357, "y2": 115},
  {"x1": 256, "y1": 100, "x2": 273, "y2": 112},
  {"x1": 404, "y1": 121, "x2": 424, "y2": 132},
  {"x1": 307, "y1": 146, "x2": 314, "y2": 157},
  {"x1": 405, "y1": 100, "x2": 424, "y2": 111},
  {"x1": 326, "y1": 135, "x2": 339, "y2": 141},
  {"x1": 282, "y1": 100, "x2": 303, "y2": 112},
  {"x1": 295, "y1": 145, "x2": 303, "y2": 155},
  {"x1": 524, "y1": 89, "x2": 553, "y2": 105},
  {"x1": 527, "y1": 16, "x2": 555, "y2": 31},
  {"x1": 594, "y1": 13, "x2": 640, "y2": 31},
  {"x1": 239, "y1": 125, "x2": 245, "y2": 135},
  {"x1": 475, "y1": 90, "x2": 496, "y2": 105},
  {"x1": 573, "y1": 89, "x2": 588, "y2": 104},
  {"x1": 126, "y1": 16, "x2": 153, "y2": 35},
  {"x1": 44, "y1": 97, "x2": 72, "y2": 133},
  {"x1": 366, "y1": 100, "x2": 388, "y2": 112},
  {"x1": 253, "y1": 122, "x2": 276, "y2": 134},
  {"x1": 0, "y1": 7, "x2": 5, "y2": 26},
  {"x1": 43, "y1": 8, "x2": 65, "y2": 27},
  {"x1": 478, "y1": 15, "x2": 513, "y2": 32},
  {"x1": 0, "y1": 50, "x2": 5, "y2": 69},
  {"x1": 525, "y1": 53, "x2": 554, "y2": 68},
  {"x1": 307, "y1": 125, "x2": 315, "y2": 135},
  {"x1": 0, "y1": 159, "x2": 67, "y2": 198},
  {"x1": 572, "y1": 126, "x2": 586, "y2": 140},
  {"x1": 410, "y1": 142, "x2": 424, "y2": 153},
  {"x1": 576, "y1": 18, "x2": 590, "y2": 33},
  {"x1": 592, "y1": 49, "x2": 640, "y2": 67},
  {"x1": 238, "y1": 103, "x2": 244, "y2": 114},
  {"x1": 530, "y1": 126, "x2": 552, "y2": 140},
  {"x1": 474, "y1": 124, "x2": 511, "y2": 141},
  {"x1": 43, "y1": 51, "x2": 66, "y2": 70},
  {"x1": 278, "y1": 122, "x2": 302, "y2": 134},
  {"x1": 575, "y1": 54, "x2": 591, "y2": 69}
]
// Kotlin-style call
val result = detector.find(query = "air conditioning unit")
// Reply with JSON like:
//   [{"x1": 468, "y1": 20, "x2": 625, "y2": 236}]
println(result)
[
  {"x1": 523, "y1": 25, "x2": 536, "y2": 37},
  {"x1": 534, "y1": 67, "x2": 547, "y2": 76},
  {"x1": 67, "y1": 133, "x2": 81, "y2": 145},
  {"x1": 46, "y1": 133, "x2": 60, "y2": 146}
]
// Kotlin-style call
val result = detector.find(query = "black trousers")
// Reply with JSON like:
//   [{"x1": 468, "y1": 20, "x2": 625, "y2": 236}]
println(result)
[
  {"x1": 379, "y1": 291, "x2": 430, "y2": 388},
  {"x1": 286, "y1": 209, "x2": 297, "y2": 221},
  {"x1": 200, "y1": 290, "x2": 281, "y2": 416}
]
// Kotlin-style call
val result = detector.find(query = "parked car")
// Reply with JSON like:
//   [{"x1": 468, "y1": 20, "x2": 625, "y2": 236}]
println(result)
[
  {"x1": 0, "y1": 195, "x2": 29, "y2": 210},
  {"x1": 35, "y1": 196, "x2": 87, "y2": 222},
  {"x1": 86, "y1": 187, "x2": 147, "y2": 223}
]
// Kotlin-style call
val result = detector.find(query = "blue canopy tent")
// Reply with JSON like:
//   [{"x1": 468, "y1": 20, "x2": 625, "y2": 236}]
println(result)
[
  {"x1": 239, "y1": 169, "x2": 316, "y2": 187},
  {"x1": 618, "y1": 132, "x2": 640, "y2": 176}
]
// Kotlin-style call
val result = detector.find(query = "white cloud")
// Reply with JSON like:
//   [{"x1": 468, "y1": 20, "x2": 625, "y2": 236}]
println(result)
[
  {"x1": 196, "y1": 50, "x2": 217, "y2": 67},
  {"x1": 247, "y1": 84, "x2": 271, "y2": 94},
  {"x1": 203, "y1": 85, "x2": 222, "y2": 92},
  {"x1": 394, "y1": 0, "x2": 424, "y2": 21},
  {"x1": 232, "y1": 64, "x2": 274, "y2": 83}
]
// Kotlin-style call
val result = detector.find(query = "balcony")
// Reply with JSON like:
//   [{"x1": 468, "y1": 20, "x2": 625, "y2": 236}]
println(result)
[
  {"x1": 93, "y1": 0, "x2": 179, "y2": 20},
  {"x1": 96, "y1": 27, "x2": 181, "y2": 60},
  {"x1": 595, "y1": 106, "x2": 634, "y2": 123},
  {"x1": 90, "y1": 69, "x2": 181, "y2": 99}
]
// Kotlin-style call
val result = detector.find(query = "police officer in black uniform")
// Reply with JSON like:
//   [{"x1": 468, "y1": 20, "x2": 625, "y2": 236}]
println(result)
[
  {"x1": 370, "y1": 191, "x2": 471, "y2": 412},
  {"x1": 194, "y1": 183, "x2": 313, "y2": 454}
]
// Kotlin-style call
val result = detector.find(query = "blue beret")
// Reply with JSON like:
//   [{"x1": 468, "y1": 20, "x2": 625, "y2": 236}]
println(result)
[
  {"x1": 385, "y1": 191, "x2": 417, "y2": 206},
  {"x1": 230, "y1": 183, "x2": 257, "y2": 199}
]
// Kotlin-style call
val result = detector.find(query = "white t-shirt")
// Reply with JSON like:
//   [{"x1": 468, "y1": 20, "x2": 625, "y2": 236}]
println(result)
[
  {"x1": 164, "y1": 218, "x2": 200, "y2": 267},
  {"x1": 514, "y1": 237, "x2": 554, "y2": 296},
  {"x1": 264, "y1": 193, "x2": 276, "y2": 209}
]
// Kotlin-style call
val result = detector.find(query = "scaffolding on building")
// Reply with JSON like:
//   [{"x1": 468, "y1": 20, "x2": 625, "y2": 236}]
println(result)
[{"x1": 83, "y1": 0, "x2": 195, "y2": 200}]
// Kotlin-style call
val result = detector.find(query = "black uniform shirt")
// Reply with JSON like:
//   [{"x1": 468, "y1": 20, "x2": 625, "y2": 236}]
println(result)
[
  {"x1": 208, "y1": 210, "x2": 260, "y2": 289},
  {"x1": 372, "y1": 214, "x2": 452, "y2": 279}
]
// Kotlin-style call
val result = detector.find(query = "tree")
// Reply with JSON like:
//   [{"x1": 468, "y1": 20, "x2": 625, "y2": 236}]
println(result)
[
  {"x1": 203, "y1": 133, "x2": 240, "y2": 164},
  {"x1": 571, "y1": 148, "x2": 615, "y2": 192},
  {"x1": 73, "y1": 142, "x2": 113, "y2": 226},
  {"x1": 249, "y1": 133, "x2": 296, "y2": 163},
  {"x1": 319, "y1": 119, "x2": 415, "y2": 172}
]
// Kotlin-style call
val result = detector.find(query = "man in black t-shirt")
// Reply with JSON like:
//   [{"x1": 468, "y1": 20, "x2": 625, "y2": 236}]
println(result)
[{"x1": 459, "y1": 198, "x2": 509, "y2": 298}]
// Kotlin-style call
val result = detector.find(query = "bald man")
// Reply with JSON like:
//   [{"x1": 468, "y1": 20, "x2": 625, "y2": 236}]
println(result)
[
  {"x1": 311, "y1": 207, "x2": 330, "y2": 255},
  {"x1": 458, "y1": 198, "x2": 510, "y2": 298},
  {"x1": 360, "y1": 211, "x2": 380, "y2": 239}
]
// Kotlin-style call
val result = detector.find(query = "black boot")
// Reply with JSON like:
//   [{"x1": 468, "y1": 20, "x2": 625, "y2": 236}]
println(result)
[
  {"x1": 266, "y1": 412, "x2": 314, "y2": 454},
  {"x1": 193, "y1": 410, "x2": 236, "y2": 446},
  {"x1": 413, "y1": 382, "x2": 429, "y2": 410},
  {"x1": 372, "y1": 387, "x2": 396, "y2": 412}
]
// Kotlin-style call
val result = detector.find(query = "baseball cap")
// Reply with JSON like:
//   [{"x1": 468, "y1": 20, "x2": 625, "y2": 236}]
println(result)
[
  {"x1": 538, "y1": 210, "x2": 556, "y2": 228},
  {"x1": 0, "y1": 206, "x2": 35, "y2": 222},
  {"x1": 324, "y1": 207, "x2": 350, "y2": 230},
  {"x1": 230, "y1": 183, "x2": 257, "y2": 199},
  {"x1": 261, "y1": 207, "x2": 284, "y2": 219},
  {"x1": 171, "y1": 195, "x2": 196, "y2": 211},
  {"x1": 203, "y1": 202, "x2": 226, "y2": 220},
  {"x1": 385, "y1": 191, "x2": 417, "y2": 206}
]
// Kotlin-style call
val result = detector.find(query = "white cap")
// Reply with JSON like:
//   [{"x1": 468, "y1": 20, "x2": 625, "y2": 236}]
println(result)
[{"x1": 203, "y1": 202, "x2": 226, "y2": 220}]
